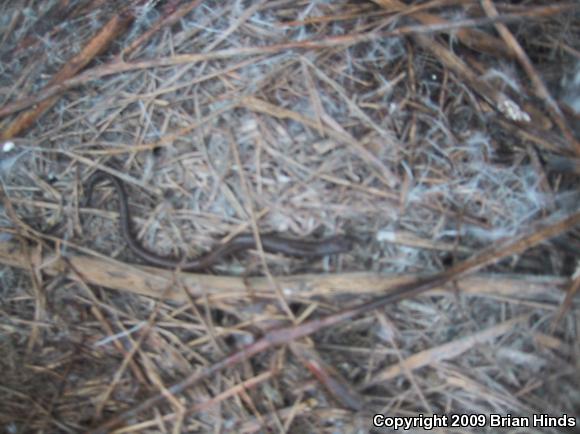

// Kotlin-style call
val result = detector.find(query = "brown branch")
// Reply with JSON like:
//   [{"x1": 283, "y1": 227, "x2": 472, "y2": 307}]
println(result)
[
  {"x1": 0, "y1": 7, "x2": 135, "y2": 140},
  {"x1": 0, "y1": 235, "x2": 568, "y2": 303}
]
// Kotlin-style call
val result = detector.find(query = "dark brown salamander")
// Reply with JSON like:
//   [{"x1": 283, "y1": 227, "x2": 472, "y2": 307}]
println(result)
[{"x1": 84, "y1": 171, "x2": 352, "y2": 271}]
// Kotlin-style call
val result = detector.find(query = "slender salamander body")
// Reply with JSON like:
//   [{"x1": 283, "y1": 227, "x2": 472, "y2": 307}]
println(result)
[{"x1": 84, "y1": 171, "x2": 353, "y2": 271}]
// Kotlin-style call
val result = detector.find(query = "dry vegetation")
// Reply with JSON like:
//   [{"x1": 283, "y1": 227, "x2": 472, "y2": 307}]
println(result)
[{"x1": 0, "y1": 0, "x2": 579, "y2": 433}]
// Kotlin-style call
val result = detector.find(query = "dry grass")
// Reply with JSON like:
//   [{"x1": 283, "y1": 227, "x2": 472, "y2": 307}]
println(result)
[{"x1": 0, "y1": 1, "x2": 579, "y2": 433}]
